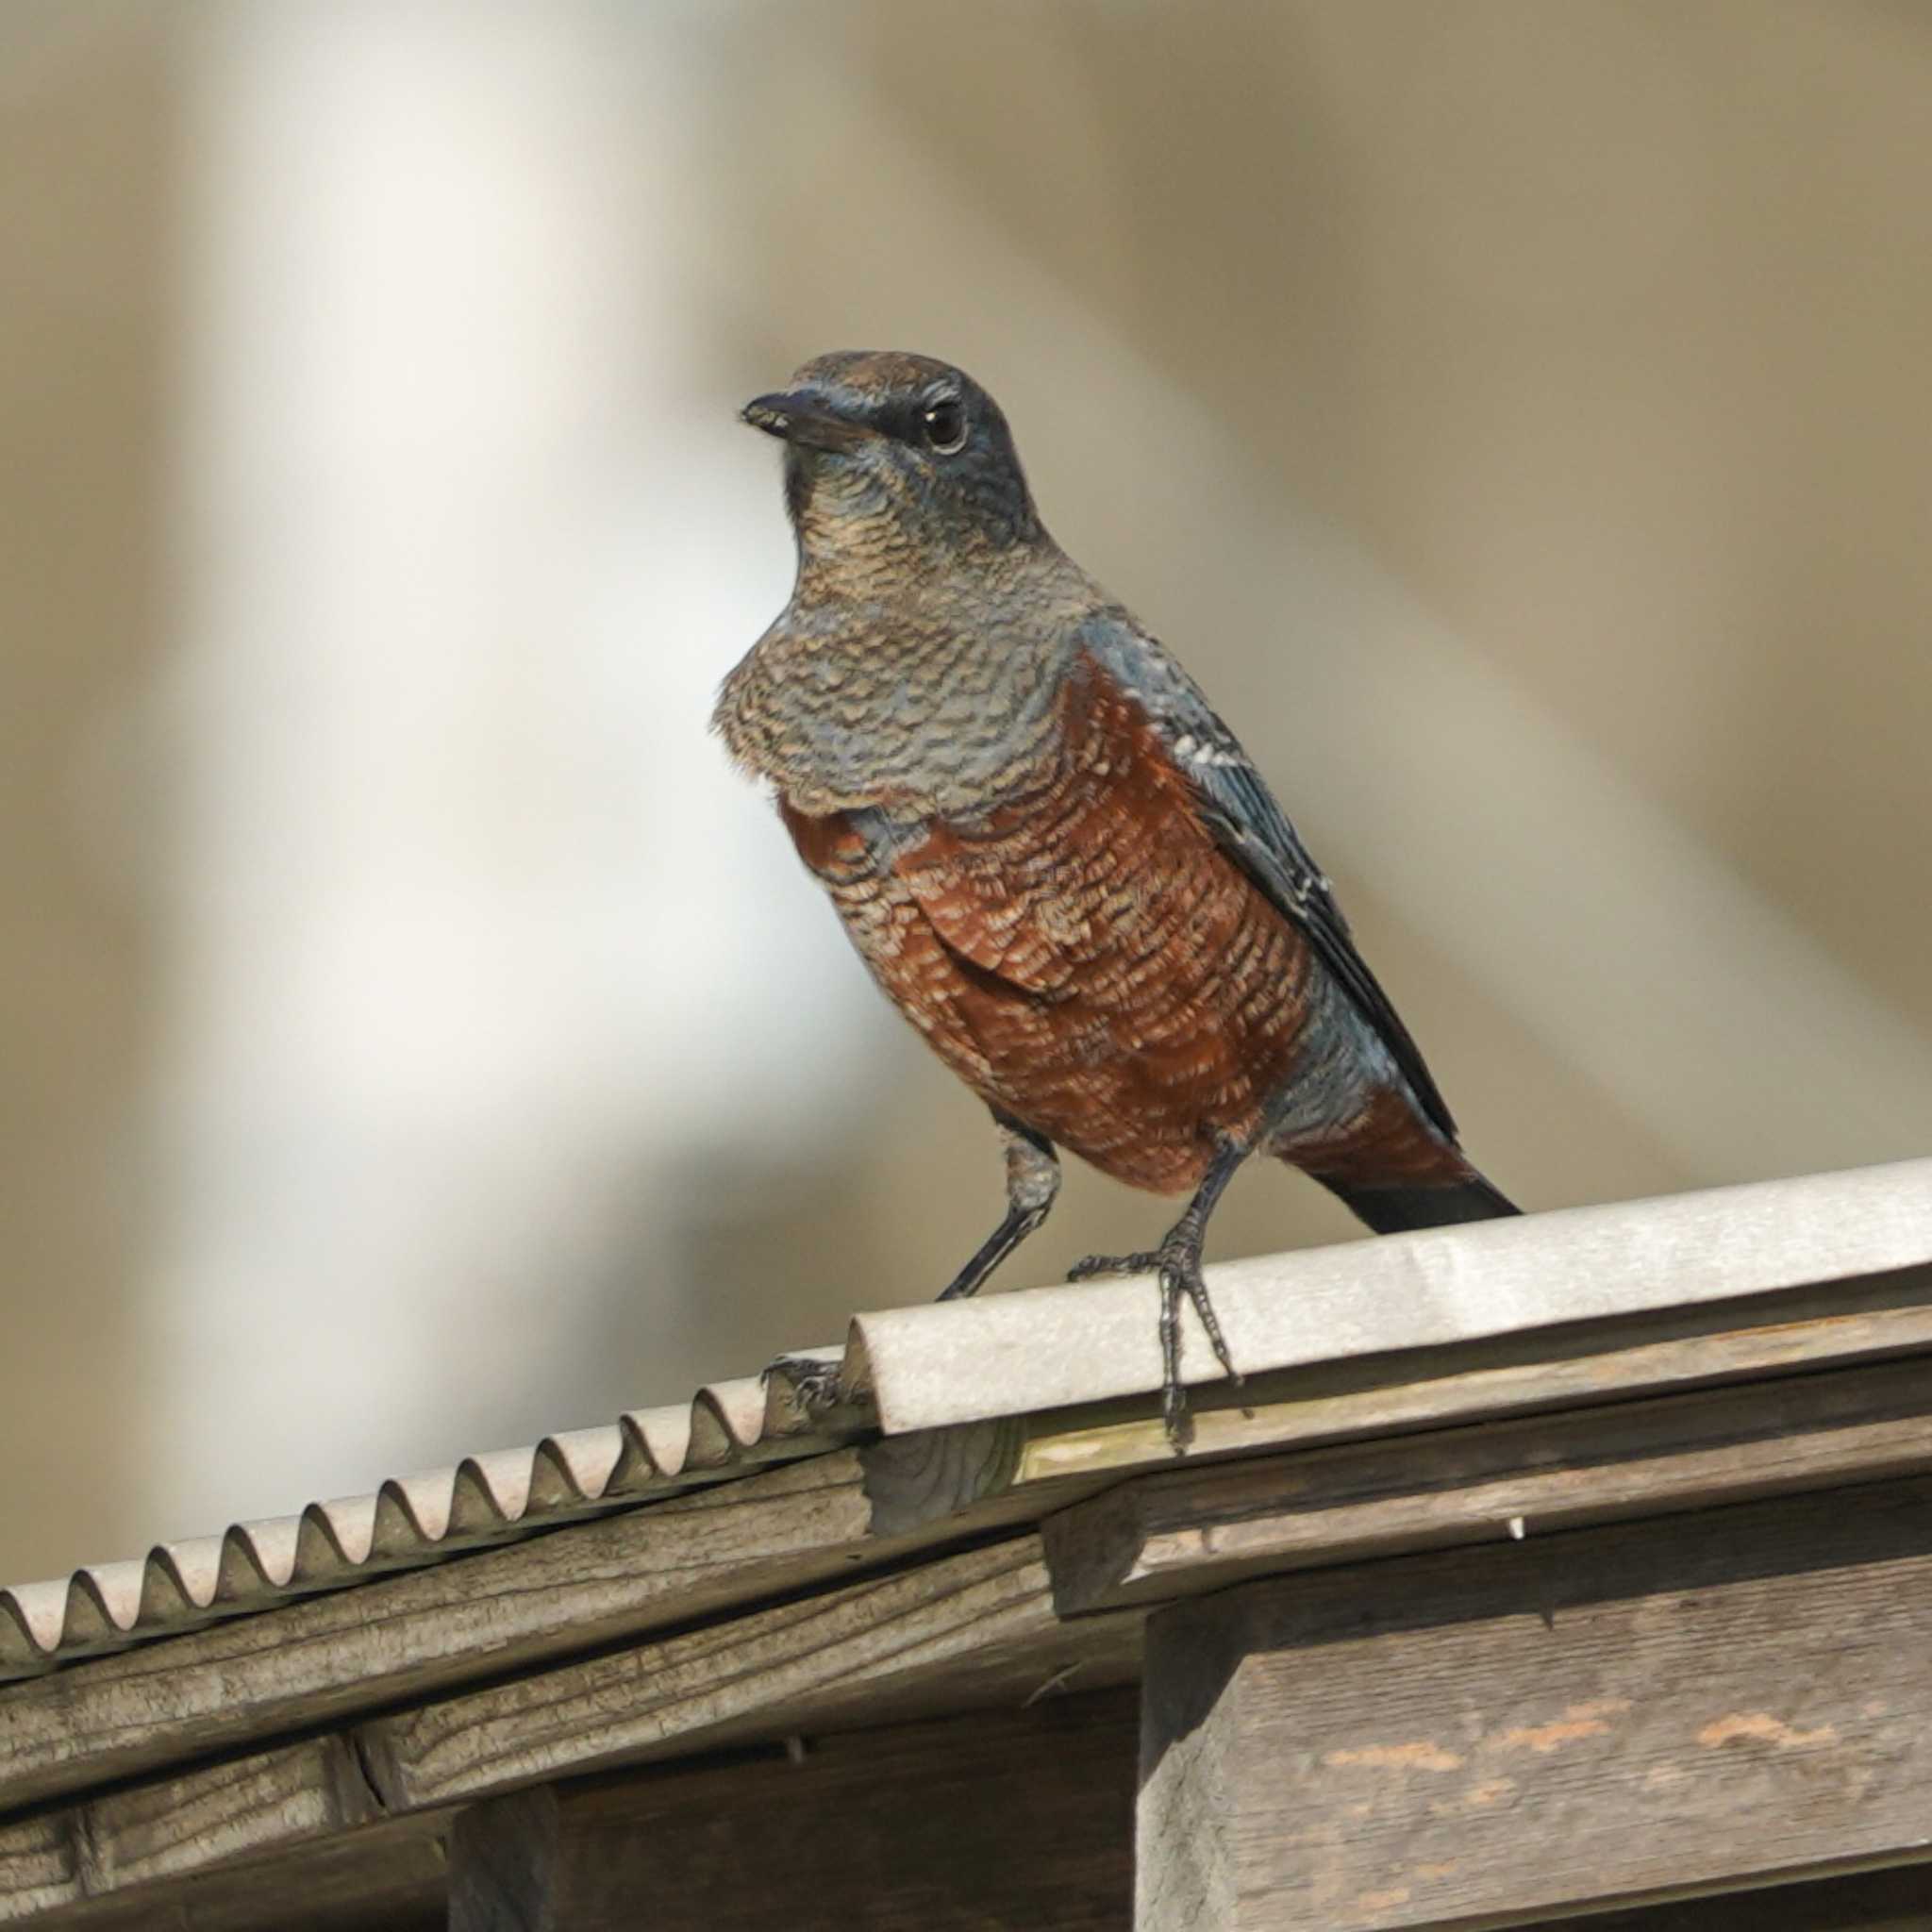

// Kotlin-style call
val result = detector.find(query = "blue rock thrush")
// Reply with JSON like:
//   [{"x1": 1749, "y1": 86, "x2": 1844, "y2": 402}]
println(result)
[{"x1": 717, "y1": 350, "x2": 1517, "y2": 1444}]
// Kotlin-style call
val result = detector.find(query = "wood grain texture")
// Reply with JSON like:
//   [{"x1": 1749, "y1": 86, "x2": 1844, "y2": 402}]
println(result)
[
  {"x1": 1138, "y1": 1476, "x2": 1932, "y2": 1929},
  {"x1": 1047, "y1": 1356, "x2": 1932, "y2": 1612},
  {"x1": 0, "y1": 1818, "x2": 78, "y2": 1921},
  {"x1": 1, "y1": 1817, "x2": 447, "y2": 1930},
  {"x1": 3, "y1": 1531, "x2": 1137, "y2": 1926},
  {"x1": 861, "y1": 1416, "x2": 1028, "y2": 1537},
  {"x1": 359, "y1": 1533, "x2": 1142, "y2": 1812},
  {"x1": 0, "y1": 1450, "x2": 885, "y2": 1811},
  {"x1": 77, "y1": 1736, "x2": 377, "y2": 1892},
  {"x1": 447, "y1": 1690, "x2": 1138, "y2": 1931}
]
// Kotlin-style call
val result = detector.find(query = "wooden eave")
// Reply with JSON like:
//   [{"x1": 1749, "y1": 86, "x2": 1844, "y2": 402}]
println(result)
[{"x1": 1, "y1": 1158, "x2": 1928, "y2": 1926}]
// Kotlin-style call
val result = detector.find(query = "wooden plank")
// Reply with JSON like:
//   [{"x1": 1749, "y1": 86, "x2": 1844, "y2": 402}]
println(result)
[
  {"x1": 4, "y1": 1533, "x2": 1135, "y2": 1925},
  {"x1": 1047, "y1": 1356, "x2": 1932, "y2": 1612},
  {"x1": 446, "y1": 1690, "x2": 1138, "y2": 1930},
  {"x1": 78, "y1": 1736, "x2": 378, "y2": 1893},
  {"x1": 0, "y1": 1737, "x2": 445, "y2": 1927},
  {"x1": 864, "y1": 1272, "x2": 1932, "y2": 1533},
  {"x1": 13, "y1": 1459, "x2": 1932, "y2": 1928},
  {"x1": 0, "y1": 1818, "x2": 78, "y2": 1922},
  {"x1": 0, "y1": 1450, "x2": 887, "y2": 1812},
  {"x1": 358, "y1": 1533, "x2": 1142, "y2": 1812},
  {"x1": 1136, "y1": 1475, "x2": 1932, "y2": 1929},
  {"x1": 11, "y1": 1818, "x2": 448, "y2": 1929}
]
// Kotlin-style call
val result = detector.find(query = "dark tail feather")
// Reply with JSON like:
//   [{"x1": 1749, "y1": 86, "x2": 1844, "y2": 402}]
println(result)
[{"x1": 1316, "y1": 1169, "x2": 1521, "y2": 1235}]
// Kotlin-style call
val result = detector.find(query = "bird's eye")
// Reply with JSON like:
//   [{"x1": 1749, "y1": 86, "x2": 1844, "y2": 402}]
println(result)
[{"x1": 922, "y1": 396, "x2": 968, "y2": 455}]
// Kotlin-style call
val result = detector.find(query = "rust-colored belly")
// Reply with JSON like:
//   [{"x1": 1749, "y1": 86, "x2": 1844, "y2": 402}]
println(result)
[{"x1": 784, "y1": 661, "x2": 1335, "y2": 1193}]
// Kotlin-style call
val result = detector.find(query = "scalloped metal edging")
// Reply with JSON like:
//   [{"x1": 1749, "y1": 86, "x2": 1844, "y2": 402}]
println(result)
[{"x1": 0, "y1": 1360, "x2": 863, "y2": 1681}]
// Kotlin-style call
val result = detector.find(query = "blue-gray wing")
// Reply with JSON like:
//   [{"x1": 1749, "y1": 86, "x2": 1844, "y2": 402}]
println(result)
[{"x1": 1082, "y1": 612, "x2": 1457, "y2": 1141}]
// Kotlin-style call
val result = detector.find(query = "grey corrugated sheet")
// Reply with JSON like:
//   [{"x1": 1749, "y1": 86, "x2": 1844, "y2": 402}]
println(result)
[
  {"x1": 0, "y1": 1374, "x2": 860, "y2": 1680},
  {"x1": 5, "y1": 1157, "x2": 1929, "y2": 1680}
]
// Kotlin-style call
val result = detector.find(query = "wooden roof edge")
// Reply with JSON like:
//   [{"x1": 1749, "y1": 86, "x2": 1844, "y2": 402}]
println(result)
[
  {"x1": 14, "y1": 1443, "x2": 1932, "y2": 1926},
  {"x1": 8, "y1": 1245, "x2": 1929, "y2": 1808},
  {"x1": 7, "y1": 1158, "x2": 1924, "y2": 1686},
  {"x1": 2, "y1": 1159, "x2": 1929, "y2": 1908}
]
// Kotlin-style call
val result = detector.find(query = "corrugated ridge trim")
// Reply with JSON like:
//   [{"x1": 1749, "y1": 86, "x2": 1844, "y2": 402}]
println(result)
[{"x1": 0, "y1": 1353, "x2": 859, "y2": 1680}]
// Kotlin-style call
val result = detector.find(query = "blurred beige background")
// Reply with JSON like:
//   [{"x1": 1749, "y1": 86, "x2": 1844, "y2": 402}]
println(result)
[{"x1": 3, "y1": 0, "x2": 1928, "y2": 1583}]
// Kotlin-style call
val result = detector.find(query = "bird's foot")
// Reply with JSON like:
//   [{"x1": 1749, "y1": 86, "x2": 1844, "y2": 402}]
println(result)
[
  {"x1": 761, "y1": 1351, "x2": 846, "y2": 1417},
  {"x1": 1074, "y1": 1229, "x2": 1243, "y2": 1453}
]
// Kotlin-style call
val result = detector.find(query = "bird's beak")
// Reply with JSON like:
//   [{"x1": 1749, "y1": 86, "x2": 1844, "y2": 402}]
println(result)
[{"x1": 741, "y1": 390, "x2": 867, "y2": 453}]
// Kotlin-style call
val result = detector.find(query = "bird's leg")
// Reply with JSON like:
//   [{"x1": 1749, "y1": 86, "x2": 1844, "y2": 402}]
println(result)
[
  {"x1": 765, "y1": 1114, "x2": 1058, "y2": 1416},
  {"x1": 1069, "y1": 1135, "x2": 1251, "y2": 1450},
  {"x1": 937, "y1": 1112, "x2": 1060, "y2": 1300}
]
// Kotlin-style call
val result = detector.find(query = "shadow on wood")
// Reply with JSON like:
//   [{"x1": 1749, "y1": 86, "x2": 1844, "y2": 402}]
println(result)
[{"x1": 447, "y1": 1689, "x2": 1139, "y2": 1931}]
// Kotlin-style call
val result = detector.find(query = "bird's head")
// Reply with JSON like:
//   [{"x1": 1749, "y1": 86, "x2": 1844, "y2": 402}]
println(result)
[{"x1": 742, "y1": 351, "x2": 1041, "y2": 573}]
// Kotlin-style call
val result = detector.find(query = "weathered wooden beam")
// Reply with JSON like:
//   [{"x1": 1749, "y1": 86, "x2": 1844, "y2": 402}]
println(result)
[
  {"x1": 0, "y1": 1734, "x2": 452, "y2": 1928},
  {"x1": 1045, "y1": 1355, "x2": 1932, "y2": 1613},
  {"x1": 0, "y1": 1448, "x2": 946, "y2": 1813},
  {"x1": 1, "y1": 1534, "x2": 1137, "y2": 1925},
  {"x1": 358, "y1": 1533, "x2": 1141, "y2": 1812},
  {"x1": 82, "y1": 1736, "x2": 379, "y2": 1894},
  {"x1": 0, "y1": 1739, "x2": 380, "y2": 1924},
  {"x1": 0, "y1": 1811, "x2": 448, "y2": 1928},
  {"x1": 0, "y1": 1817, "x2": 76, "y2": 1923},
  {"x1": 446, "y1": 1690, "x2": 1138, "y2": 1930},
  {"x1": 1136, "y1": 1475, "x2": 1932, "y2": 1929}
]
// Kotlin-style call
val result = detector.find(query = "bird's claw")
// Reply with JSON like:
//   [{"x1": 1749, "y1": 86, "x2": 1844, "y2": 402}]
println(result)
[
  {"x1": 1074, "y1": 1232, "x2": 1245, "y2": 1453},
  {"x1": 762, "y1": 1352, "x2": 845, "y2": 1416},
  {"x1": 1167, "y1": 1249, "x2": 1243, "y2": 1389},
  {"x1": 1162, "y1": 1373, "x2": 1192, "y2": 1454}
]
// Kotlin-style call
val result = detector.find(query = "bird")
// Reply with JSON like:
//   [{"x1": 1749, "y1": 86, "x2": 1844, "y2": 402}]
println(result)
[{"x1": 716, "y1": 350, "x2": 1517, "y2": 1445}]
